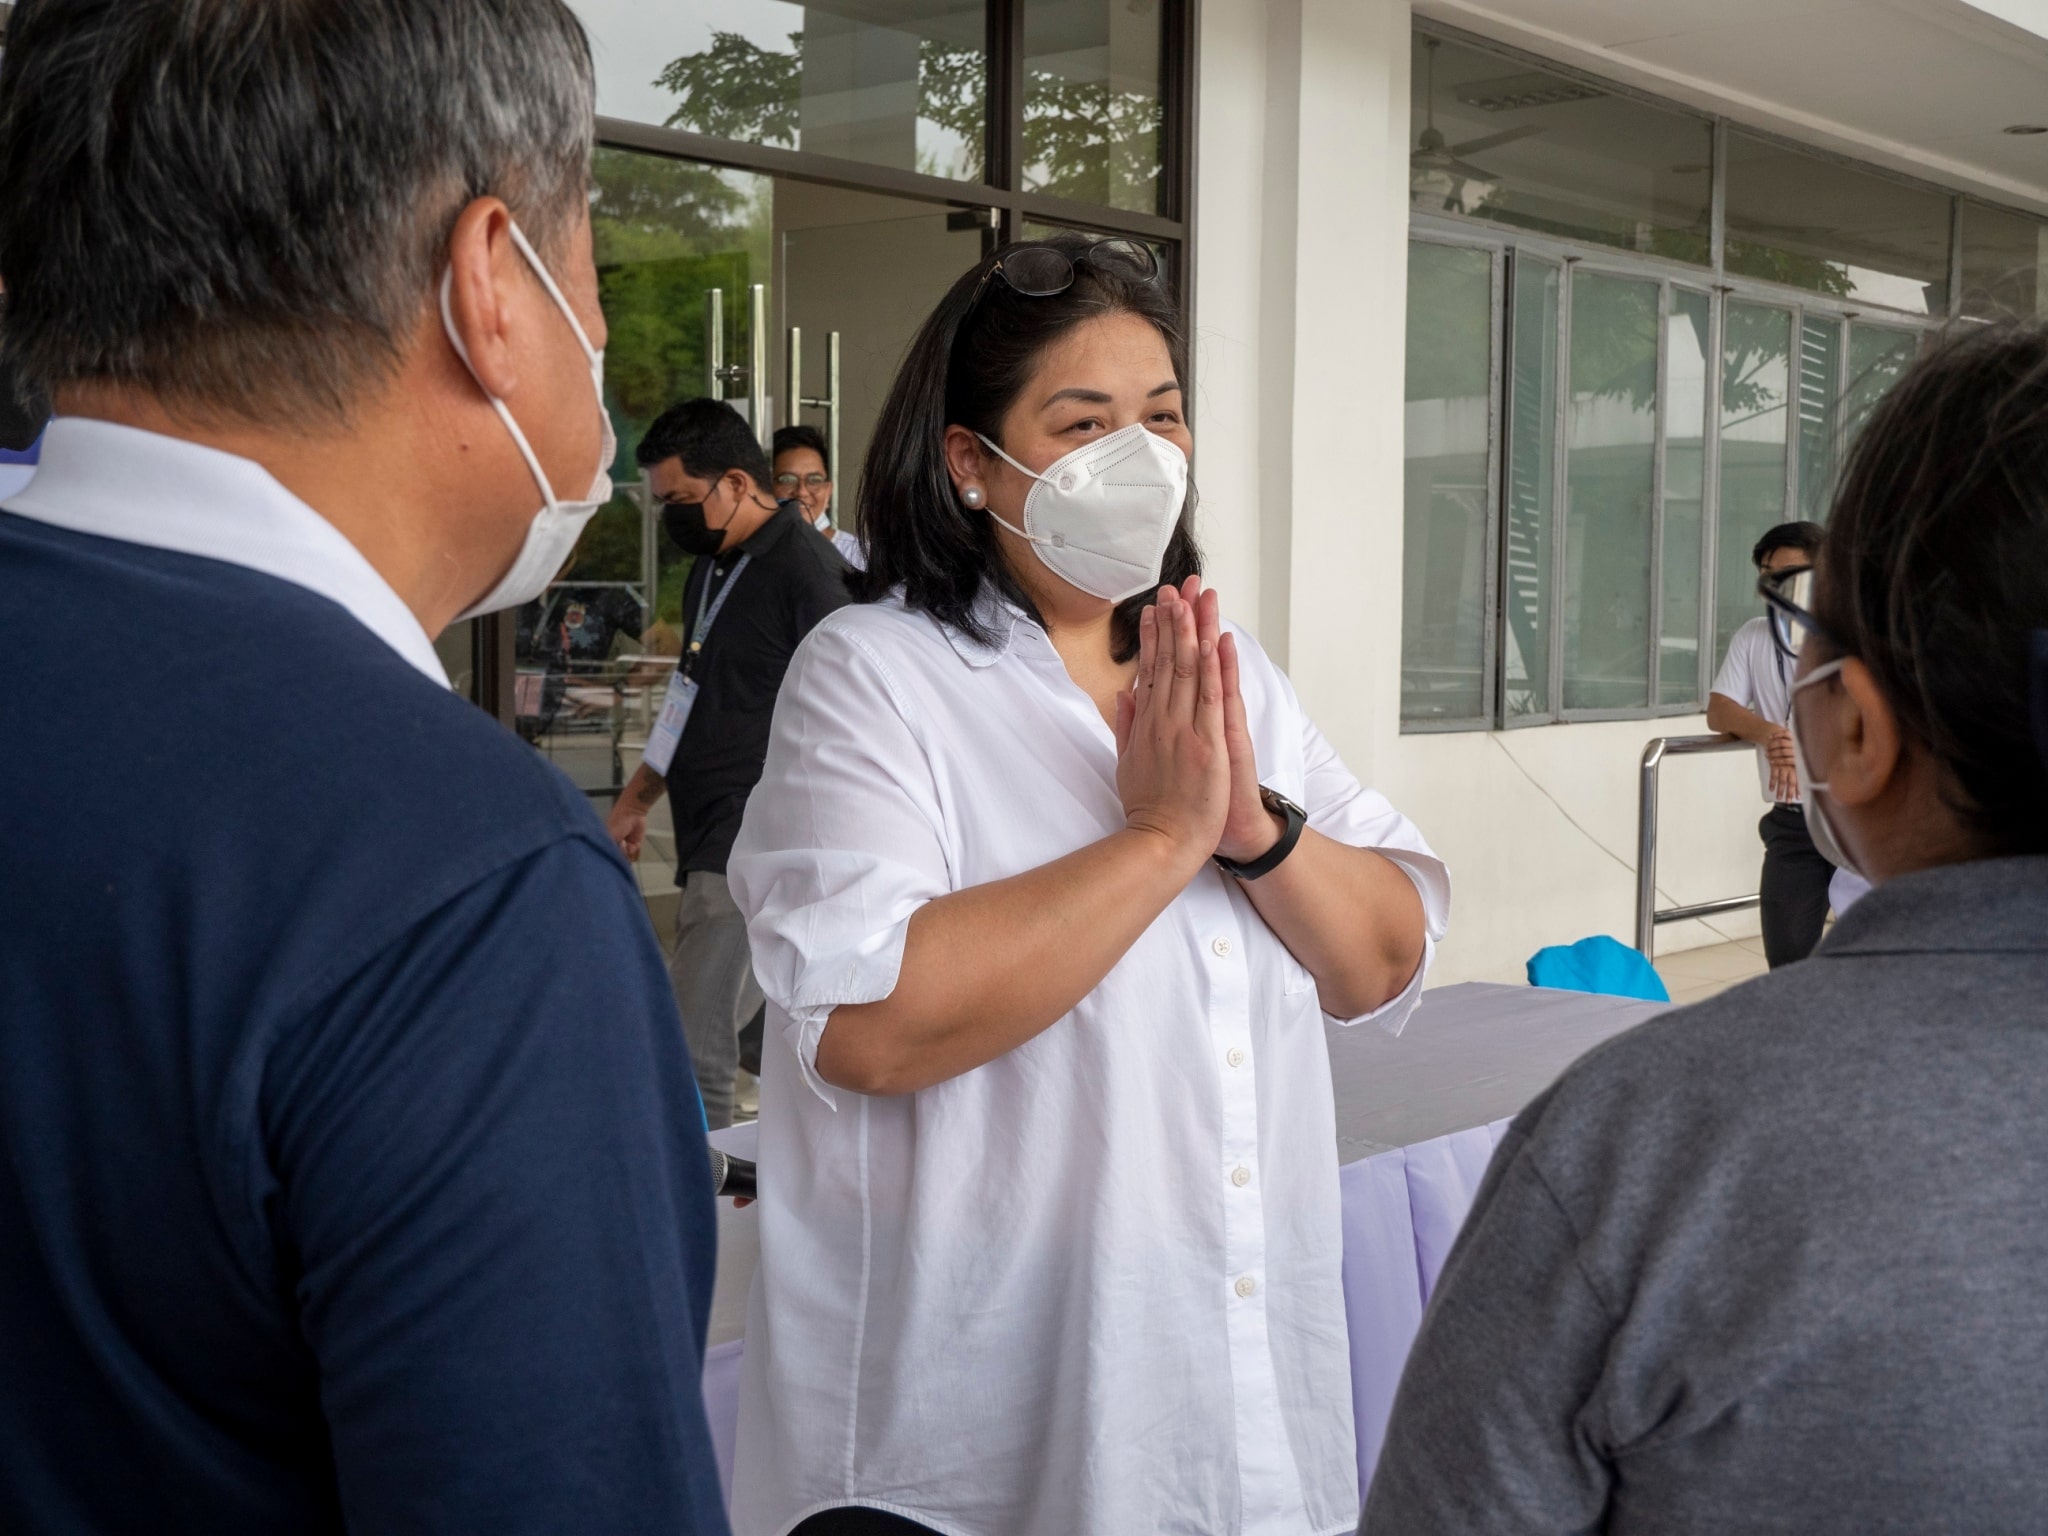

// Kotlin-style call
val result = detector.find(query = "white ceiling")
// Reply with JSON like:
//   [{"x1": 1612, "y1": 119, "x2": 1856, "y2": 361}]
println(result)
[{"x1": 1413, "y1": 0, "x2": 2048, "y2": 214}]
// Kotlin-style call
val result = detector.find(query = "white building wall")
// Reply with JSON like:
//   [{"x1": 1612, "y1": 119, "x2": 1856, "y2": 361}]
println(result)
[{"x1": 1194, "y1": 0, "x2": 1767, "y2": 987}]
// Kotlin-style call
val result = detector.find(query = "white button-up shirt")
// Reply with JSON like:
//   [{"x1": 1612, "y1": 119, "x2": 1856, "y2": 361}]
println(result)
[
  {"x1": 5, "y1": 417, "x2": 446, "y2": 685},
  {"x1": 727, "y1": 589, "x2": 1449, "y2": 1536}
]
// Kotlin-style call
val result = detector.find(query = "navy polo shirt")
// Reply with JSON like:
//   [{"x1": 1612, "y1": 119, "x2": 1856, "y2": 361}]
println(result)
[{"x1": 0, "y1": 513, "x2": 730, "y2": 1533}]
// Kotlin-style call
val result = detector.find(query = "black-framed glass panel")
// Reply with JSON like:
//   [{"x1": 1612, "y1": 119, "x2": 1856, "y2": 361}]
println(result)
[
  {"x1": 1660, "y1": 288, "x2": 1710, "y2": 707},
  {"x1": 1400, "y1": 240, "x2": 1495, "y2": 725},
  {"x1": 1958, "y1": 200, "x2": 2048, "y2": 322},
  {"x1": 1715, "y1": 300, "x2": 1791, "y2": 668},
  {"x1": 1502, "y1": 253, "x2": 1560, "y2": 722},
  {"x1": 1795, "y1": 313, "x2": 1842, "y2": 522},
  {"x1": 1023, "y1": 0, "x2": 1167, "y2": 214},
  {"x1": 576, "y1": 0, "x2": 987, "y2": 182},
  {"x1": 1723, "y1": 132, "x2": 1951, "y2": 315},
  {"x1": 1562, "y1": 270, "x2": 1657, "y2": 711},
  {"x1": 1408, "y1": 32, "x2": 1711, "y2": 264},
  {"x1": 513, "y1": 146, "x2": 985, "y2": 886},
  {"x1": 1843, "y1": 323, "x2": 1918, "y2": 447}
]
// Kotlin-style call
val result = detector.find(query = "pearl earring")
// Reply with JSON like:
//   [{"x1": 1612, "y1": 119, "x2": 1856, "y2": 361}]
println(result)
[{"x1": 961, "y1": 485, "x2": 986, "y2": 509}]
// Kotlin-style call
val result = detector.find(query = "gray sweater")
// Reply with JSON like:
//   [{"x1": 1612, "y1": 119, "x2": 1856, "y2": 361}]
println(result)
[{"x1": 1362, "y1": 856, "x2": 2048, "y2": 1536}]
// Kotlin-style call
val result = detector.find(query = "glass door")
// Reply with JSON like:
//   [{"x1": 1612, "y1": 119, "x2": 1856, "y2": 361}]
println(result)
[{"x1": 505, "y1": 146, "x2": 988, "y2": 898}]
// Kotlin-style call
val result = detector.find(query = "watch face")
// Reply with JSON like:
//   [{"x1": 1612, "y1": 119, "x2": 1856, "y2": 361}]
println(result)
[{"x1": 1260, "y1": 787, "x2": 1306, "y2": 819}]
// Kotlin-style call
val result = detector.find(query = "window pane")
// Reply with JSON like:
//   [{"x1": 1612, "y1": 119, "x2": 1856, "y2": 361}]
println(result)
[
  {"x1": 1660, "y1": 289, "x2": 1710, "y2": 707},
  {"x1": 1958, "y1": 201, "x2": 2048, "y2": 321},
  {"x1": 1503, "y1": 256, "x2": 1560, "y2": 721},
  {"x1": 577, "y1": 0, "x2": 986, "y2": 182},
  {"x1": 1024, "y1": 0, "x2": 1165, "y2": 214},
  {"x1": 1409, "y1": 32, "x2": 1711, "y2": 264},
  {"x1": 1716, "y1": 301, "x2": 1791, "y2": 667},
  {"x1": 1401, "y1": 242, "x2": 1494, "y2": 725},
  {"x1": 1723, "y1": 132, "x2": 1951, "y2": 314},
  {"x1": 1796, "y1": 314, "x2": 1842, "y2": 522},
  {"x1": 1844, "y1": 324, "x2": 1918, "y2": 447},
  {"x1": 1562, "y1": 272, "x2": 1656, "y2": 712}
]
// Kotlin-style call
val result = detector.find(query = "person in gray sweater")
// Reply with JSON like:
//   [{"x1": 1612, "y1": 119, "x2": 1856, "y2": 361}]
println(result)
[{"x1": 1362, "y1": 320, "x2": 2048, "y2": 1536}]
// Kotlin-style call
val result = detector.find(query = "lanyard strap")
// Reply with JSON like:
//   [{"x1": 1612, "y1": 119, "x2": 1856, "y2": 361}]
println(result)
[{"x1": 683, "y1": 553, "x2": 751, "y2": 678}]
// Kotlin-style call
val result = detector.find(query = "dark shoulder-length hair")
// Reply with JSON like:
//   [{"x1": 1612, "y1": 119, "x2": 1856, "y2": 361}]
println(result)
[
  {"x1": 1818, "y1": 318, "x2": 2048, "y2": 854},
  {"x1": 850, "y1": 232, "x2": 1200, "y2": 662}
]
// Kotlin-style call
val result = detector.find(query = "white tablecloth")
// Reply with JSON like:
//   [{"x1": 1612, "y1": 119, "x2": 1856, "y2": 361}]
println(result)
[{"x1": 699, "y1": 982, "x2": 1666, "y2": 1506}]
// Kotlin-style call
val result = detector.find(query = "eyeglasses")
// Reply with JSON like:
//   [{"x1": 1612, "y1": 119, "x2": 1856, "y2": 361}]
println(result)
[
  {"x1": 967, "y1": 238, "x2": 1160, "y2": 312},
  {"x1": 774, "y1": 472, "x2": 830, "y2": 492},
  {"x1": 1758, "y1": 566, "x2": 1835, "y2": 661}
]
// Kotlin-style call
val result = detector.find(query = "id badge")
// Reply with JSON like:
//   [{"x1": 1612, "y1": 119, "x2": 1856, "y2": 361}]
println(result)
[{"x1": 641, "y1": 670, "x2": 699, "y2": 777}]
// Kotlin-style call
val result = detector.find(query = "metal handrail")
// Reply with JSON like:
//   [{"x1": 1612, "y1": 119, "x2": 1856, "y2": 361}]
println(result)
[{"x1": 1635, "y1": 734, "x2": 1760, "y2": 958}]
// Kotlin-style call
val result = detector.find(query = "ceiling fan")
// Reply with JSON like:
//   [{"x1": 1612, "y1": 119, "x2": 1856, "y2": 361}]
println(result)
[{"x1": 1412, "y1": 37, "x2": 1544, "y2": 213}]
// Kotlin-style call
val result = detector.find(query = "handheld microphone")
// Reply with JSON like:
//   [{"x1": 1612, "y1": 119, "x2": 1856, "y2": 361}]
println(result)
[{"x1": 708, "y1": 1149, "x2": 757, "y2": 1200}]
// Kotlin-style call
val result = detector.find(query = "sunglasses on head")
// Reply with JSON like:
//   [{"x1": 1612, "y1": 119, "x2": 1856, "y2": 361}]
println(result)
[{"x1": 967, "y1": 238, "x2": 1160, "y2": 312}]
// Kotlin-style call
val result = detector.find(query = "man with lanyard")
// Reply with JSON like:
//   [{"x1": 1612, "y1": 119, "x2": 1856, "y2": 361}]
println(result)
[
  {"x1": 608, "y1": 399, "x2": 851, "y2": 1126},
  {"x1": 0, "y1": 1, "x2": 727, "y2": 1530},
  {"x1": 1707, "y1": 520, "x2": 1835, "y2": 966}
]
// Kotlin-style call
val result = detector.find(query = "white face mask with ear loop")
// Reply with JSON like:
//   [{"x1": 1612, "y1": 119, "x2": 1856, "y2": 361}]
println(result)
[
  {"x1": 1787, "y1": 656, "x2": 1865, "y2": 878},
  {"x1": 442, "y1": 221, "x2": 617, "y2": 621},
  {"x1": 973, "y1": 423, "x2": 1189, "y2": 604}
]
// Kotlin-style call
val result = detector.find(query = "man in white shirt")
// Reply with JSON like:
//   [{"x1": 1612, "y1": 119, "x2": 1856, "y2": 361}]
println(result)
[
  {"x1": 1706, "y1": 521, "x2": 1834, "y2": 966},
  {"x1": 772, "y1": 422, "x2": 865, "y2": 568}
]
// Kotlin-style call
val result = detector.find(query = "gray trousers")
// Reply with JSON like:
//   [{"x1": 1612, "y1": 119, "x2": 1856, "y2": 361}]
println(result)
[{"x1": 669, "y1": 870, "x2": 764, "y2": 1130}]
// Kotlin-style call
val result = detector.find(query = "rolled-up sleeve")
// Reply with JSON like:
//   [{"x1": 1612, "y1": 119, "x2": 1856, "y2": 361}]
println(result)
[
  {"x1": 728, "y1": 621, "x2": 952, "y2": 1107},
  {"x1": 1298, "y1": 710, "x2": 1451, "y2": 1036}
]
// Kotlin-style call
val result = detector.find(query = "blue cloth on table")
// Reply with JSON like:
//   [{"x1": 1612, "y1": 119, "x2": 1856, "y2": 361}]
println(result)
[{"x1": 1526, "y1": 935, "x2": 1671, "y2": 1002}]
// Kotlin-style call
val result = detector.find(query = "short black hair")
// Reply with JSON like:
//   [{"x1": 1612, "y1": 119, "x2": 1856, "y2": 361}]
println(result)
[
  {"x1": 1752, "y1": 521, "x2": 1826, "y2": 568},
  {"x1": 772, "y1": 424, "x2": 830, "y2": 465},
  {"x1": 0, "y1": 0, "x2": 594, "y2": 427},
  {"x1": 636, "y1": 398, "x2": 772, "y2": 490},
  {"x1": 1819, "y1": 320, "x2": 2048, "y2": 855},
  {"x1": 853, "y1": 232, "x2": 1198, "y2": 662}
]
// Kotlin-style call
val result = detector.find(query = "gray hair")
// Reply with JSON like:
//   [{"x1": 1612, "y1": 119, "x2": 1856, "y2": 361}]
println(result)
[{"x1": 0, "y1": 0, "x2": 596, "y2": 426}]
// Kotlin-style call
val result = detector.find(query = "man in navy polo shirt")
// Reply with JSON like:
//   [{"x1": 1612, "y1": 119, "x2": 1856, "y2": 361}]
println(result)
[{"x1": 0, "y1": 2, "x2": 728, "y2": 1532}]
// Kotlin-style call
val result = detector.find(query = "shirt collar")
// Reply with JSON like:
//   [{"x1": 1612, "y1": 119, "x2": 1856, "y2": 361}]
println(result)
[
  {"x1": 4, "y1": 417, "x2": 447, "y2": 685},
  {"x1": 731, "y1": 498, "x2": 802, "y2": 559},
  {"x1": 939, "y1": 582, "x2": 1027, "y2": 669},
  {"x1": 1821, "y1": 855, "x2": 2048, "y2": 958}
]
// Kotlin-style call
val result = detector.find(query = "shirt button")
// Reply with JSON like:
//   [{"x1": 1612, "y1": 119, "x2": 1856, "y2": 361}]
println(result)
[
  {"x1": 1212, "y1": 937, "x2": 1232, "y2": 958},
  {"x1": 1231, "y1": 1166, "x2": 1251, "y2": 1187},
  {"x1": 1226, "y1": 1047, "x2": 1246, "y2": 1068},
  {"x1": 1234, "y1": 1275, "x2": 1257, "y2": 1299}
]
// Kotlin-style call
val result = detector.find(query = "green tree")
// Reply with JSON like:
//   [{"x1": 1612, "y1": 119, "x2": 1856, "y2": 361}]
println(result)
[
  {"x1": 651, "y1": 31, "x2": 1161, "y2": 209},
  {"x1": 656, "y1": 32, "x2": 802, "y2": 145}
]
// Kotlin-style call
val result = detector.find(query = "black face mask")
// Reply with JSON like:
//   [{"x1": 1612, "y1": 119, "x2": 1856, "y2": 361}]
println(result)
[{"x1": 664, "y1": 484, "x2": 739, "y2": 557}]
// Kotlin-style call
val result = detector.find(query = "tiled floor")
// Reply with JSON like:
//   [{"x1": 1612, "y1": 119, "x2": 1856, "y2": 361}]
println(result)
[{"x1": 1654, "y1": 936, "x2": 1771, "y2": 1006}]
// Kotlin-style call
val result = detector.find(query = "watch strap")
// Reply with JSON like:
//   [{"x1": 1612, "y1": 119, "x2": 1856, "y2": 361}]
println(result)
[{"x1": 1214, "y1": 787, "x2": 1307, "y2": 881}]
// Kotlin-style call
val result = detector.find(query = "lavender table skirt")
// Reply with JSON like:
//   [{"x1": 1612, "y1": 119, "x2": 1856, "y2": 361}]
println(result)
[{"x1": 699, "y1": 981, "x2": 1666, "y2": 1505}]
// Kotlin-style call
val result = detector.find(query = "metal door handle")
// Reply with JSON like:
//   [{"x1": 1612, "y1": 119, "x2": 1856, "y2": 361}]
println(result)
[{"x1": 785, "y1": 325, "x2": 843, "y2": 499}]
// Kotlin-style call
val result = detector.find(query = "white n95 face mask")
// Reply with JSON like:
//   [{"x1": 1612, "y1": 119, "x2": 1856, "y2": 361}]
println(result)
[
  {"x1": 1788, "y1": 657, "x2": 1864, "y2": 879},
  {"x1": 442, "y1": 221, "x2": 616, "y2": 621},
  {"x1": 975, "y1": 423, "x2": 1188, "y2": 603}
]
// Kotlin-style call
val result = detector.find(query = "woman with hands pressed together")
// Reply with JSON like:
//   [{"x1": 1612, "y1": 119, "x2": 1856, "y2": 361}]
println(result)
[{"x1": 726, "y1": 233, "x2": 1449, "y2": 1536}]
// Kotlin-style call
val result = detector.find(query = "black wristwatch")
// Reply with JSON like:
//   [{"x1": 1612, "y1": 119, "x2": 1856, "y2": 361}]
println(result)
[{"x1": 1213, "y1": 787, "x2": 1307, "y2": 881}]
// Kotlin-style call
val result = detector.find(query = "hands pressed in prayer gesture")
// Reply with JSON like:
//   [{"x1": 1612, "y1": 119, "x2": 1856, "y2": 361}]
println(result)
[{"x1": 1113, "y1": 576, "x2": 1284, "y2": 869}]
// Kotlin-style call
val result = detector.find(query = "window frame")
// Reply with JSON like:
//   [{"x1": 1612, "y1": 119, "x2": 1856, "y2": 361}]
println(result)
[
  {"x1": 1404, "y1": 216, "x2": 1943, "y2": 732},
  {"x1": 1401, "y1": 16, "x2": 1978, "y2": 733},
  {"x1": 471, "y1": 0, "x2": 1200, "y2": 725},
  {"x1": 1399, "y1": 228, "x2": 1506, "y2": 735}
]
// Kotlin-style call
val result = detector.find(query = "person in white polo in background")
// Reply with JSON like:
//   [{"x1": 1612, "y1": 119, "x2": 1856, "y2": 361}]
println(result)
[
  {"x1": 771, "y1": 423, "x2": 863, "y2": 569},
  {"x1": 1707, "y1": 521, "x2": 1834, "y2": 967},
  {"x1": 725, "y1": 233, "x2": 1448, "y2": 1536}
]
